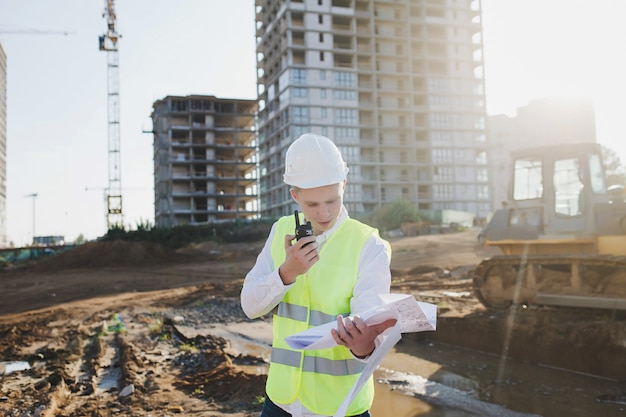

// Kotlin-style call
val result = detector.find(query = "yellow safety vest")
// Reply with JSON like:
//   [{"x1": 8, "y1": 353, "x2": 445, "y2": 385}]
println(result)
[{"x1": 266, "y1": 214, "x2": 389, "y2": 416}]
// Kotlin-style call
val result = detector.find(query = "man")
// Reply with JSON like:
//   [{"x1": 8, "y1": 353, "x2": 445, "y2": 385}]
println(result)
[{"x1": 241, "y1": 133, "x2": 396, "y2": 417}]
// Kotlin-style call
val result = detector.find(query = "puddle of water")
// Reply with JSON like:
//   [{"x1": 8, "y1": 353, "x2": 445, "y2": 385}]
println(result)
[
  {"x1": 200, "y1": 322, "x2": 274, "y2": 362},
  {"x1": 96, "y1": 336, "x2": 121, "y2": 392},
  {"x1": 373, "y1": 389, "x2": 430, "y2": 416},
  {"x1": 97, "y1": 363, "x2": 122, "y2": 392},
  {"x1": 227, "y1": 338, "x2": 272, "y2": 361},
  {"x1": 0, "y1": 361, "x2": 31, "y2": 375},
  {"x1": 392, "y1": 337, "x2": 626, "y2": 417},
  {"x1": 239, "y1": 364, "x2": 269, "y2": 376},
  {"x1": 372, "y1": 381, "x2": 513, "y2": 416}
]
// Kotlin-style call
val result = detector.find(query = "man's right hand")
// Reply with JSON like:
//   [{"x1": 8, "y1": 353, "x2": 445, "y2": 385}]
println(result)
[{"x1": 277, "y1": 234, "x2": 318, "y2": 285}]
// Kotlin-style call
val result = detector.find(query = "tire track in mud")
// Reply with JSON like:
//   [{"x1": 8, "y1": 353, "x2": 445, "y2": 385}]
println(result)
[
  {"x1": 0, "y1": 312, "x2": 134, "y2": 416},
  {"x1": 0, "y1": 293, "x2": 267, "y2": 416}
]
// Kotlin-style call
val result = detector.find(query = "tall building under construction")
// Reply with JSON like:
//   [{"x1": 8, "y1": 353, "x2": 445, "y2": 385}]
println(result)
[
  {"x1": 255, "y1": 0, "x2": 490, "y2": 220},
  {"x1": 151, "y1": 95, "x2": 258, "y2": 227}
]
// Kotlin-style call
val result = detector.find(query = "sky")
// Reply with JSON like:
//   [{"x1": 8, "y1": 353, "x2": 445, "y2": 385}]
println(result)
[{"x1": 1, "y1": 0, "x2": 625, "y2": 246}]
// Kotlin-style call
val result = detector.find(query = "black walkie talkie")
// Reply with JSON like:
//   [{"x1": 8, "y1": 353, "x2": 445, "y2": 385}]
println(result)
[{"x1": 294, "y1": 210, "x2": 313, "y2": 245}]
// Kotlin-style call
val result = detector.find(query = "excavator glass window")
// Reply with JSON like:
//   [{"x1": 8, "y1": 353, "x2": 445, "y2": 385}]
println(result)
[
  {"x1": 513, "y1": 157, "x2": 543, "y2": 200},
  {"x1": 588, "y1": 153, "x2": 607, "y2": 194},
  {"x1": 553, "y1": 157, "x2": 584, "y2": 216}
]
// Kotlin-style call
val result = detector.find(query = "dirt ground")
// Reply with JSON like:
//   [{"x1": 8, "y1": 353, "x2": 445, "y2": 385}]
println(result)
[{"x1": 1, "y1": 230, "x2": 625, "y2": 416}]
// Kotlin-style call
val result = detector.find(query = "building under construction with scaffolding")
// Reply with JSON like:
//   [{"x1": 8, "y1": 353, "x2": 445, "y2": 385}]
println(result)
[
  {"x1": 151, "y1": 95, "x2": 258, "y2": 227},
  {"x1": 255, "y1": 0, "x2": 490, "y2": 220}
]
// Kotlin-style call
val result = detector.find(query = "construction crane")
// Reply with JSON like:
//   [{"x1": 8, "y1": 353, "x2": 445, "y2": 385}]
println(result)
[{"x1": 98, "y1": 0, "x2": 124, "y2": 230}]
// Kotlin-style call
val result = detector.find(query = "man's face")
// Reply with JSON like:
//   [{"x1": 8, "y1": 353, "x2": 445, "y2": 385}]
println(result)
[{"x1": 291, "y1": 181, "x2": 345, "y2": 234}]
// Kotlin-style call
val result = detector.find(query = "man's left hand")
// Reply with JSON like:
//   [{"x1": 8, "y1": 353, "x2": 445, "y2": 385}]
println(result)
[{"x1": 331, "y1": 315, "x2": 397, "y2": 358}]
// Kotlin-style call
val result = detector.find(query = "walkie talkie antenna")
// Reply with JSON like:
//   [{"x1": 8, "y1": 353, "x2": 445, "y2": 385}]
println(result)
[
  {"x1": 294, "y1": 210, "x2": 301, "y2": 228},
  {"x1": 294, "y1": 210, "x2": 313, "y2": 244}
]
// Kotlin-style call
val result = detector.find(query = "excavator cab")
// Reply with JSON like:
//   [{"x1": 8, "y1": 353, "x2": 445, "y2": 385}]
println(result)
[{"x1": 474, "y1": 142, "x2": 626, "y2": 310}]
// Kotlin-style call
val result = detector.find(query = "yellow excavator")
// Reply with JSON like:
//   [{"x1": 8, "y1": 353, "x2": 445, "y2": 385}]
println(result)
[{"x1": 474, "y1": 142, "x2": 626, "y2": 310}]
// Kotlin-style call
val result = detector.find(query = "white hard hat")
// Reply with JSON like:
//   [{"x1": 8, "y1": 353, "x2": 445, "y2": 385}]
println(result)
[{"x1": 283, "y1": 133, "x2": 349, "y2": 189}]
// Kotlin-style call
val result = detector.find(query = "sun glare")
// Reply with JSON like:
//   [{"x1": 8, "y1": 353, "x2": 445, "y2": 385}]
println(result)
[{"x1": 482, "y1": 0, "x2": 626, "y2": 159}]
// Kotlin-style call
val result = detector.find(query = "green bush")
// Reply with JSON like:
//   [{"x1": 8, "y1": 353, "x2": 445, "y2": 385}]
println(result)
[
  {"x1": 367, "y1": 199, "x2": 421, "y2": 232},
  {"x1": 100, "y1": 218, "x2": 277, "y2": 248}
]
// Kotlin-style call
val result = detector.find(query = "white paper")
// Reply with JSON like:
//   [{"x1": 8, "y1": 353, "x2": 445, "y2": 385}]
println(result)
[{"x1": 284, "y1": 293, "x2": 436, "y2": 351}]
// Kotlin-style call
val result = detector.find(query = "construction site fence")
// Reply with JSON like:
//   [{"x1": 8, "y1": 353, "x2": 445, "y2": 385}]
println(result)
[{"x1": 0, "y1": 245, "x2": 78, "y2": 265}]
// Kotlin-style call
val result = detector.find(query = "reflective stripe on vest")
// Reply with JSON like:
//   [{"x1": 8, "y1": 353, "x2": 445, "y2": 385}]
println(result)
[
  {"x1": 277, "y1": 301, "x2": 348, "y2": 327},
  {"x1": 271, "y1": 347, "x2": 367, "y2": 375}
]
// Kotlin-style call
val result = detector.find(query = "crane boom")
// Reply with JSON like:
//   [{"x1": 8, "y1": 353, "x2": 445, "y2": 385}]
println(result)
[
  {"x1": 0, "y1": 30, "x2": 75, "y2": 36},
  {"x1": 99, "y1": 0, "x2": 123, "y2": 230}
]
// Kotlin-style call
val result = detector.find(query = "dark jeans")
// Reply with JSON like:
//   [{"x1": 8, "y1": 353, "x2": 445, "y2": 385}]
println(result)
[{"x1": 261, "y1": 396, "x2": 371, "y2": 417}]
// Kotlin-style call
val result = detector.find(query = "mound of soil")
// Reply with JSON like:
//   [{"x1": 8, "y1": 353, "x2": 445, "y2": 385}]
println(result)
[{"x1": 30, "y1": 240, "x2": 189, "y2": 272}]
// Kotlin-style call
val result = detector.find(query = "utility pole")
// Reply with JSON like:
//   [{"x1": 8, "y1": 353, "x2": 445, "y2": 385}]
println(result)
[
  {"x1": 24, "y1": 193, "x2": 37, "y2": 244},
  {"x1": 99, "y1": 0, "x2": 123, "y2": 230}
]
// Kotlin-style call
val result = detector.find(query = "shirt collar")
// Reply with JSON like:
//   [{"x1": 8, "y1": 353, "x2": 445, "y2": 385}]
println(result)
[{"x1": 315, "y1": 205, "x2": 349, "y2": 246}]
